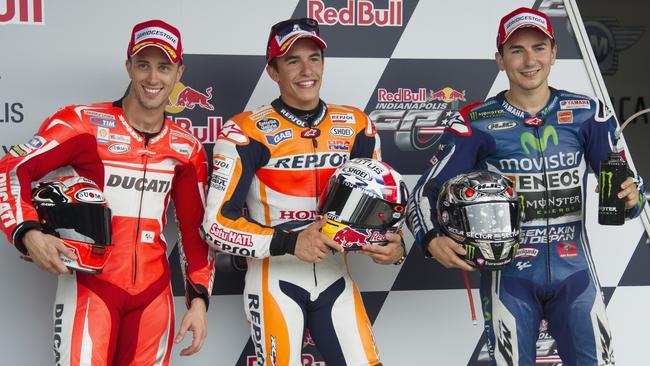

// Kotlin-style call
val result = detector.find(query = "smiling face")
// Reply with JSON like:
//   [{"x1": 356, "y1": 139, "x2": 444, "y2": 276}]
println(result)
[
  {"x1": 125, "y1": 46, "x2": 184, "y2": 112},
  {"x1": 496, "y1": 27, "x2": 557, "y2": 97},
  {"x1": 266, "y1": 38, "x2": 323, "y2": 110}
]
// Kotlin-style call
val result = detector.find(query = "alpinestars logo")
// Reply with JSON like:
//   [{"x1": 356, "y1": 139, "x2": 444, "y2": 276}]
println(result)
[{"x1": 497, "y1": 320, "x2": 514, "y2": 365}]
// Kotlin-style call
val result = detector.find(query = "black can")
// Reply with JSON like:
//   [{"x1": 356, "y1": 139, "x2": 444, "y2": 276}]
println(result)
[{"x1": 598, "y1": 152, "x2": 627, "y2": 225}]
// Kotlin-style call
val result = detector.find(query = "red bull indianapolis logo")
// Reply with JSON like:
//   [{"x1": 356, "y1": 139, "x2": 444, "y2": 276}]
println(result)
[{"x1": 166, "y1": 82, "x2": 215, "y2": 113}]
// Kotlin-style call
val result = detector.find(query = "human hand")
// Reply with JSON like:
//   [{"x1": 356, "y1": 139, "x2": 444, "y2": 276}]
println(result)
[
  {"x1": 23, "y1": 229, "x2": 75, "y2": 275},
  {"x1": 427, "y1": 236, "x2": 475, "y2": 271},
  {"x1": 619, "y1": 176, "x2": 641, "y2": 209},
  {"x1": 360, "y1": 232, "x2": 405, "y2": 265},
  {"x1": 174, "y1": 298, "x2": 208, "y2": 356},
  {"x1": 294, "y1": 216, "x2": 343, "y2": 263}
]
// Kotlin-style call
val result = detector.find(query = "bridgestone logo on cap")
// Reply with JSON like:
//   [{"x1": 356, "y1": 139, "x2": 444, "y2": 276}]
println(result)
[
  {"x1": 135, "y1": 27, "x2": 178, "y2": 47},
  {"x1": 504, "y1": 13, "x2": 547, "y2": 34}
]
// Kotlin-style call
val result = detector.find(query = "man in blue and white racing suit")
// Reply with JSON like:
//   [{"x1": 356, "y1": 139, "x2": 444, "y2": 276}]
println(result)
[{"x1": 406, "y1": 7, "x2": 645, "y2": 366}]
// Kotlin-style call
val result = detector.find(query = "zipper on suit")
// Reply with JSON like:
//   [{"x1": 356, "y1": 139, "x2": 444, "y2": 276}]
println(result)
[
  {"x1": 133, "y1": 143, "x2": 149, "y2": 286},
  {"x1": 534, "y1": 127, "x2": 552, "y2": 284}
]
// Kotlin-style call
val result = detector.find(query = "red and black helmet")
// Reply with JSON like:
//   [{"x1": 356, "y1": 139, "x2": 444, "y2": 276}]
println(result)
[{"x1": 32, "y1": 176, "x2": 113, "y2": 274}]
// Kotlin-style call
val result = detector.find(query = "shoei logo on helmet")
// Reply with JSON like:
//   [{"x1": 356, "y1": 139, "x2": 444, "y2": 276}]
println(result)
[
  {"x1": 520, "y1": 125, "x2": 558, "y2": 154},
  {"x1": 74, "y1": 188, "x2": 106, "y2": 203}
]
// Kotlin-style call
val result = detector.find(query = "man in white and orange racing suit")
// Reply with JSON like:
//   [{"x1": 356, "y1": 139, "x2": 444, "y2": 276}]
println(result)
[
  {"x1": 202, "y1": 18, "x2": 405, "y2": 366},
  {"x1": 0, "y1": 20, "x2": 214, "y2": 365}
]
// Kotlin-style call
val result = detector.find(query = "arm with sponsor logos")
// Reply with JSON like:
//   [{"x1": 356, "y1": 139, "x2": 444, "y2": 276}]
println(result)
[
  {"x1": 582, "y1": 99, "x2": 646, "y2": 218},
  {"x1": 0, "y1": 105, "x2": 103, "y2": 255},
  {"x1": 171, "y1": 134, "x2": 215, "y2": 309},
  {"x1": 406, "y1": 105, "x2": 495, "y2": 263},
  {"x1": 202, "y1": 115, "x2": 281, "y2": 259}
]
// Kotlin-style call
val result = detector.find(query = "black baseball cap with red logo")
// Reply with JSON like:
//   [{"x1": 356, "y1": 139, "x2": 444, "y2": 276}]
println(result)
[
  {"x1": 266, "y1": 18, "x2": 327, "y2": 64},
  {"x1": 496, "y1": 7, "x2": 554, "y2": 50}
]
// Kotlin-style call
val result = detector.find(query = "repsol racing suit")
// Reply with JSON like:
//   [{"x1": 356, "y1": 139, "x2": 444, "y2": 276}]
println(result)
[
  {"x1": 202, "y1": 99, "x2": 381, "y2": 366},
  {"x1": 0, "y1": 100, "x2": 215, "y2": 366},
  {"x1": 407, "y1": 89, "x2": 645, "y2": 366}
]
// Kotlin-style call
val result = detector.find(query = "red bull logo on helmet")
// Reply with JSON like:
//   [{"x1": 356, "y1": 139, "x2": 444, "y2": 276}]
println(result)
[
  {"x1": 332, "y1": 226, "x2": 371, "y2": 249},
  {"x1": 308, "y1": 0, "x2": 403, "y2": 27}
]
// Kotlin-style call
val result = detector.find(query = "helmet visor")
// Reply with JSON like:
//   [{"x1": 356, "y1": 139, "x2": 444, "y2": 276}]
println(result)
[
  {"x1": 38, "y1": 203, "x2": 112, "y2": 246},
  {"x1": 462, "y1": 202, "x2": 518, "y2": 238},
  {"x1": 319, "y1": 180, "x2": 405, "y2": 229}
]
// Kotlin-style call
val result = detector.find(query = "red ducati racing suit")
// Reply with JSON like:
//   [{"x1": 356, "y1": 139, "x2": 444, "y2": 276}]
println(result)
[
  {"x1": 0, "y1": 100, "x2": 215, "y2": 365},
  {"x1": 203, "y1": 99, "x2": 382, "y2": 366}
]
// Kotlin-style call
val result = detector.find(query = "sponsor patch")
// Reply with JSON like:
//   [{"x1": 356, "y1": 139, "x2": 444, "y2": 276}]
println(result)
[
  {"x1": 83, "y1": 110, "x2": 114, "y2": 119},
  {"x1": 97, "y1": 127, "x2": 109, "y2": 144},
  {"x1": 301, "y1": 128, "x2": 321, "y2": 138},
  {"x1": 109, "y1": 133, "x2": 131, "y2": 143},
  {"x1": 558, "y1": 242, "x2": 578, "y2": 258},
  {"x1": 213, "y1": 155, "x2": 235, "y2": 177},
  {"x1": 557, "y1": 110, "x2": 573, "y2": 124},
  {"x1": 74, "y1": 188, "x2": 106, "y2": 203},
  {"x1": 9, "y1": 144, "x2": 31, "y2": 157},
  {"x1": 330, "y1": 126, "x2": 354, "y2": 138},
  {"x1": 171, "y1": 143, "x2": 192, "y2": 157},
  {"x1": 256, "y1": 118, "x2": 280, "y2": 133},
  {"x1": 560, "y1": 99, "x2": 590, "y2": 110},
  {"x1": 330, "y1": 113, "x2": 355, "y2": 124},
  {"x1": 27, "y1": 136, "x2": 46, "y2": 149},
  {"x1": 210, "y1": 174, "x2": 228, "y2": 191},
  {"x1": 265, "y1": 129, "x2": 293, "y2": 146},
  {"x1": 89, "y1": 117, "x2": 117, "y2": 128},
  {"x1": 515, "y1": 247, "x2": 539, "y2": 259},
  {"x1": 487, "y1": 121, "x2": 518, "y2": 131},
  {"x1": 327, "y1": 140, "x2": 351, "y2": 151},
  {"x1": 141, "y1": 230, "x2": 155, "y2": 244},
  {"x1": 108, "y1": 143, "x2": 131, "y2": 154}
]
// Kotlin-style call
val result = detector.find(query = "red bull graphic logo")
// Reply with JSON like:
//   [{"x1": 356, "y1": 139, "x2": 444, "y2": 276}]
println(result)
[
  {"x1": 332, "y1": 226, "x2": 370, "y2": 249},
  {"x1": 166, "y1": 82, "x2": 215, "y2": 113},
  {"x1": 429, "y1": 87, "x2": 466, "y2": 103},
  {"x1": 308, "y1": 0, "x2": 402, "y2": 27},
  {"x1": 0, "y1": 0, "x2": 43, "y2": 24}
]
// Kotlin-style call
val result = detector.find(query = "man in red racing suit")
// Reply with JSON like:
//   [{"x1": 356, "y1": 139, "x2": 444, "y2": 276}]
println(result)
[
  {"x1": 0, "y1": 20, "x2": 215, "y2": 365},
  {"x1": 202, "y1": 18, "x2": 405, "y2": 366}
]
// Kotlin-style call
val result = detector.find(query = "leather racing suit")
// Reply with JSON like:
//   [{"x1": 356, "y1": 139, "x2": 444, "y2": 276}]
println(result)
[
  {"x1": 0, "y1": 100, "x2": 215, "y2": 365},
  {"x1": 202, "y1": 99, "x2": 382, "y2": 366},
  {"x1": 407, "y1": 89, "x2": 646, "y2": 365}
]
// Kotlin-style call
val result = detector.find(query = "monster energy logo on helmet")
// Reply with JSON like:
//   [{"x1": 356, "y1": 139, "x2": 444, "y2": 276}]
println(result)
[
  {"x1": 520, "y1": 126, "x2": 558, "y2": 154},
  {"x1": 465, "y1": 244, "x2": 476, "y2": 260}
]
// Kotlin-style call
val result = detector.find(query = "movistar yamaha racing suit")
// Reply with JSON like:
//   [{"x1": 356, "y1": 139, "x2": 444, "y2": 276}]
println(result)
[{"x1": 407, "y1": 88, "x2": 645, "y2": 365}]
